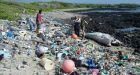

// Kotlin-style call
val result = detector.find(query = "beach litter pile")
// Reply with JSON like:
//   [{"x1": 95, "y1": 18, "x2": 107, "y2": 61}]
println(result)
[{"x1": 0, "y1": 12, "x2": 140, "y2": 75}]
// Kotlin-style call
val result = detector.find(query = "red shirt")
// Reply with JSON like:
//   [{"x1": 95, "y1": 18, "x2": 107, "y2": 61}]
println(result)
[{"x1": 36, "y1": 13, "x2": 43, "y2": 23}]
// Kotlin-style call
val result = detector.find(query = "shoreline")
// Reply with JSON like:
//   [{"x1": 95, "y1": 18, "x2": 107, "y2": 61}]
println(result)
[
  {"x1": 47, "y1": 10, "x2": 87, "y2": 19},
  {"x1": 60, "y1": 8, "x2": 93, "y2": 12}
]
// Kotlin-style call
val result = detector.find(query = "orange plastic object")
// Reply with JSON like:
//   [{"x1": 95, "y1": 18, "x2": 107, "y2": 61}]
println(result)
[{"x1": 71, "y1": 33, "x2": 78, "y2": 39}]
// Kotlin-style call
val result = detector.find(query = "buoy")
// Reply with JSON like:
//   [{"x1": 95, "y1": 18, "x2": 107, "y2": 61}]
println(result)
[
  {"x1": 71, "y1": 33, "x2": 78, "y2": 39},
  {"x1": 61, "y1": 60, "x2": 75, "y2": 73}
]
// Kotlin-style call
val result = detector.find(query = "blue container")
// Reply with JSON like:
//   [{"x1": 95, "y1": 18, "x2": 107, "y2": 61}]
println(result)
[
  {"x1": 6, "y1": 31, "x2": 14, "y2": 39},
  {"x1": 86, "y1": 58, "x2": 96, "y2": 69}
]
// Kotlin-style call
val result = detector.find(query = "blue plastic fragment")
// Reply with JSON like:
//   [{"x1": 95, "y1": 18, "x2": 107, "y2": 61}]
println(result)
[
  {"x1": 0, "y1": 50, "x2": 11, "y2": 59},
  {"x1": 6, "y1": 31, "x2": 14, "y2": 39},
  {"x1": 86, "y1": 58, "x2": 96, "y2": 69}
]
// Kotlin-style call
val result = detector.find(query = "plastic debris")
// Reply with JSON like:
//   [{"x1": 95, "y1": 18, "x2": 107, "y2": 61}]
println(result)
[
  {"x1": 0, "y1": 12, "x2": 139, "y2": 75},
  {"x1": 0, "y1": 49, "x2": 11, "y2": 59},
  {"x1": 61, "y1": 60, "x2": 75, "y2": 73},
  {"x1": 40, "y1": 58, "x2": 54, "y2": 71}
]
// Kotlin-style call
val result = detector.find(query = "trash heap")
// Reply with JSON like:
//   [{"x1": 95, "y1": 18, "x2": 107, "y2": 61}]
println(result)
[{"x1": 0, "y1": 13, "x2": 140, "y2": 75}]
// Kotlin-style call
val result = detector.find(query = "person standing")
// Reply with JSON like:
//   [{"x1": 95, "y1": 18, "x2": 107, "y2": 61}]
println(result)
[
  {"x1": 80, "y1": 16, "x2": 89, "y2": 39},
  {"x1": 26, "y1": 17, "x2": 35, "y2": 31},
  {"x1": 74, "y1": 16, "x2": 81, "y2": 37},
  {"x1": 36, "y1": 9, "x2": 47, "y2": 41},
  {"x1": 36, "y1": 9, "x2": 43, "y2": 33}
]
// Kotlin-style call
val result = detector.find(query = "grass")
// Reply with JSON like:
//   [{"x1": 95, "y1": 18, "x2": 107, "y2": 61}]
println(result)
[
  {"x1": 0, "y1": 1, "x2": 140, "y2": 20},
  {"x1": 0, "y1": 1, "x2": 52, "y2": 20},
  {"x1": 0, "y1": 2, "x2": 22, "y2": 20}
]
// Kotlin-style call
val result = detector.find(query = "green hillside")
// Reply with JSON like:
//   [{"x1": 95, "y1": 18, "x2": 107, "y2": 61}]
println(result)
[
  {"x1": 0, "y1": 1, "x2": 140, "y2": 20},
  {"x1": 0, "y1": 1, "x2": 50, "y2": 20}
]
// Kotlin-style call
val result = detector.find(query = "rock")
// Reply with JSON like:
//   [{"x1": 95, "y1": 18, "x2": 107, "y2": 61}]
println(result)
[{"x1": 22, "y1": 61, "x2": 28, "y2": 65}]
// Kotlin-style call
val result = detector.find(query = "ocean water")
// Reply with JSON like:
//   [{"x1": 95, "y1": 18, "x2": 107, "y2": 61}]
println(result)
[
  {"x1": 76, "y1": 9, "x2": 140, "y2": 14},
  {"x1": 15, "y1": 0, "x2": 140, "y2": 4}
]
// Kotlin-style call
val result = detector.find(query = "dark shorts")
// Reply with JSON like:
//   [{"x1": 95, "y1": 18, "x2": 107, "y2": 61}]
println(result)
[
  {"x1": 74, "y1": 22, "x2": 80, "y2": 29},
  {"x1": 74, "y1": 22, "x2": 80, "y2": 36},
  {"x1": 36, "y1": 23, "x2": 41, "y2": 29}
]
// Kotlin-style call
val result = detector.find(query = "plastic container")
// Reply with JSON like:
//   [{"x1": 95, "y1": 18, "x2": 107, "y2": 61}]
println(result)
[
  {"x1": 86, "y1": 58, "x2": 96, "y2": 69},
  {"x1": 40, "y1": 58, "x2": 54, "y2": 71},
  {"x1": 6, "y1": 31, "x2": 14, "y2": 39}
]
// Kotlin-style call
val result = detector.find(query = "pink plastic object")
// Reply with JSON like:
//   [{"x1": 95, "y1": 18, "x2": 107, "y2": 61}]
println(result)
[{"x1": 61, "y1": 60, "x2": 75, "y2": 73}]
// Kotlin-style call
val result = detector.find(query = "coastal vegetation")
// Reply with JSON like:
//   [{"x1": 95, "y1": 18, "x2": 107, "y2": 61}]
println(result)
[{"x1": 0, "y1": 1, "x2": 140, "y2": 20}]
